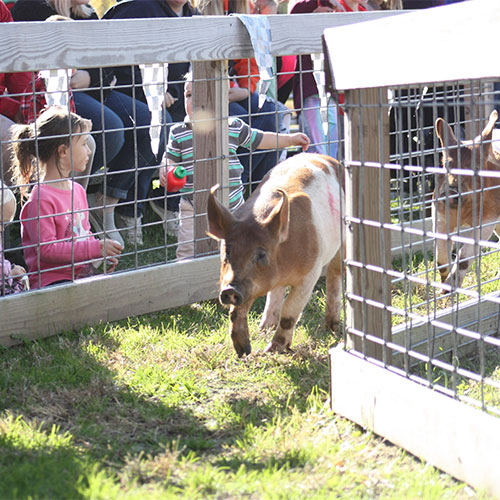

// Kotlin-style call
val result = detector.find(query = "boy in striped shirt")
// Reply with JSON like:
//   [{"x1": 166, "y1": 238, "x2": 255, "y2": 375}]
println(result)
[{"x1": 160, "y1": 74, "x2": 310, "y2": 260}]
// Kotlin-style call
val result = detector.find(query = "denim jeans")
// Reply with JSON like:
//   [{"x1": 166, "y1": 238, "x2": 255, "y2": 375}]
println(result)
[
  {"x1": 90, "y1": 91, "x2": 156, "y2": 218},
  {"x1": 229, "y1": 92, "x2": 278, "y2": 188},
  {"x1": 117, "y1": 106, "x2": 176, "y2": 218},
  {"x1": 72, "y1": 91, "x2": 124, "y2": 174}
]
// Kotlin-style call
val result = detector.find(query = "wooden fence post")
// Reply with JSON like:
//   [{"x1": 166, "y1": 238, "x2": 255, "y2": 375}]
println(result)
[
  {"x1": 344, "y1": 87, "x2": 392, "y2": 363},
  {"x1": 192, "y1": 61, "x2": 229, "y2": 257}
]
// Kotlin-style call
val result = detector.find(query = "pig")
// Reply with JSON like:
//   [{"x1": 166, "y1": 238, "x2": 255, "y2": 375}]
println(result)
[
  {"x1": 433, "y1": 109, "x2": 500, "y2": 289},
  {"x1": 207, "y1": 153, "x2": 344, "y2": 357}
]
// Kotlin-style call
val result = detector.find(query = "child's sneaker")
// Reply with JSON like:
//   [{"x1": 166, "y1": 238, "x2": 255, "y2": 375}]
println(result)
[
  {"x1": 148, "y1": 198, "x2": 179, "y2": 238},
  {"x1": 87, "y1": 193, "x2": 125, "y2": 247},
  {"x1": 115, "y1": 213, "x2": 144, "y2": 247}
]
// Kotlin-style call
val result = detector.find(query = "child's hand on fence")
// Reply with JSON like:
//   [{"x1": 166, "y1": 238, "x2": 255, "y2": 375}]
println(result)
[
  {"x1": 102, "y1": 256, "x2": 119, "y2": 274},
  {"x1": 99, "y1": 239, "x2": 123, "y2": 259},
  {"x1": 289, "y1": 133, "x2": 310, "y2": 152}
]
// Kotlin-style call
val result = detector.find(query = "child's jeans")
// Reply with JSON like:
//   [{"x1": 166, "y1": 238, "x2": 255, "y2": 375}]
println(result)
[
  {"x1": 176, "y1": 198, "x2": 195, "y2": 260},
  {"x1": 301, "y1": 95, "x2": 339, "y2": 159}
]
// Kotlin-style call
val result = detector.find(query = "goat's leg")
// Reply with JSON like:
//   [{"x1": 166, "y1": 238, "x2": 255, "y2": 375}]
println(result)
[
  {"x1": 446, "y1": 222, "x2": 496, "y2": 289},
  {"x1": 432, "y1": 200, "x2": 456, "y2": 283}
]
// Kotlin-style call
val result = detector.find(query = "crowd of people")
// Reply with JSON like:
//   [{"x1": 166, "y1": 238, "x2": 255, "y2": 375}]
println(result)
[{"x1": 0, "y1": 0, "x2": 461, "y2": 294}]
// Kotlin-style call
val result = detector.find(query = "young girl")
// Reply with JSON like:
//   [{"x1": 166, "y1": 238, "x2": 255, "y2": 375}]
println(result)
[
  {"x1": 0, "y1": 181, "x2": 28, "y2": 295},
  {"x1": 10, "y1": 106, "x2": 123, "y2": 289}
]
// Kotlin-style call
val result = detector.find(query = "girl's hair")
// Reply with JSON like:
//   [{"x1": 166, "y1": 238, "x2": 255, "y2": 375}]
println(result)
[
  {"x1": 0, "y1": 180, "x2": 16, "y2": 223},
  {"x1": 48, "y1": 0, "x2": 94, "y2": 19},
  {"x1": 10, "y1": 106, "x2": 91, "y2": 199}
]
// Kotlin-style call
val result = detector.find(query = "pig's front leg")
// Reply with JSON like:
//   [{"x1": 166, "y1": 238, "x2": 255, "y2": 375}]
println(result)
[
  {"x1": 264, "y1": 270, "x2": 320, "y2": 353},
  {"x1": 260, "y1": 286, "x2": 286, "y2": 331},
  {"x1": 229, "y1": 301, "x2": 253, "y2": 357}
]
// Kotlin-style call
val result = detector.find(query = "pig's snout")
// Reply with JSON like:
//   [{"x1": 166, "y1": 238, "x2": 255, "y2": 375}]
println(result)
[{"x1": 220, "y1": 285, "x2": 243, "y2": 307}]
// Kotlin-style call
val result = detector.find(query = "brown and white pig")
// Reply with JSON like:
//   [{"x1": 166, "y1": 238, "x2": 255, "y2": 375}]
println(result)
[{"x1": 207, "y1": 153, "x2": 344, "y2": 357}]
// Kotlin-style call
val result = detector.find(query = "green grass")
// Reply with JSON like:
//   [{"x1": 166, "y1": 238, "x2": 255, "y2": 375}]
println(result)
[{"x1": 0, "y1": 288, "x2": 494, "y2": 499}]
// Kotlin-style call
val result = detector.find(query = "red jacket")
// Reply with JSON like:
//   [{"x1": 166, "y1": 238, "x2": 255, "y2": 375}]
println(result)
[{"x1": 0, "y1": 2, "x2": 31, "y2": 121}]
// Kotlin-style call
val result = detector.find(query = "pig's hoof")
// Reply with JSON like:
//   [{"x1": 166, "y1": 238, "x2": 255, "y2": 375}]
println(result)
[
  {"x1": 264, "y1": 342, "x2": 292, "y2": 354},
  {"x1": 234, "y1": 342, "x2": 252, "y2": 358}
]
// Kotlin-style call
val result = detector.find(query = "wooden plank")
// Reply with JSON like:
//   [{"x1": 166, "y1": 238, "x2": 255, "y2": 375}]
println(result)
[
  {"x1": 390, "y1": 217, "x2": 433, "y2": 257},
  {"x1": 392, "y1": 293, "x2": 500, "y2": 367},
  {"x1": 344, "y1": 88, "x2": 392, "y2": 362},
  {"x1": 192, "y1": 61, "x2": 228, "y2": 256},
  {"x1": 0, "y1": 255, "x2": 220, "y2": 347},
  {"x1": 330, "y1": 347, "x2": 500, "y2": 498},
  {"x1": 0, "y1": 11, "x2": 405, "y2": 73},
  {"x1": 324, "y1": 0, "x2": 500, "y2": 91}
]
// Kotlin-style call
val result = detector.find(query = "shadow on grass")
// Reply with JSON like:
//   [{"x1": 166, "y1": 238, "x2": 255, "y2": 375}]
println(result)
[{"x1": 0, "y1": 331, "x2": 215, "y2": 499}]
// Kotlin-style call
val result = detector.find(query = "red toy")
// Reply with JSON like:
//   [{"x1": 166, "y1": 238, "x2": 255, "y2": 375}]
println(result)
[{"x1": 166, "y1": 166, "x2": 187, "y2": 192}]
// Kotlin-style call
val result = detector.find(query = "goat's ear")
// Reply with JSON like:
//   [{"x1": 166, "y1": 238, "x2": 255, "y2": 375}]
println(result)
[
  {"x1": 207, "y1": 185, "x2": 233, "y2": 241},
  {"x1": 435, "y1": 117, "x2": 458, "y2": 150},
  {"x1": 481, "y1": 109, "x2": 498, "y2": 142},
  {"x1": 263, "y1": 189, "x2": 289, "y2": 244}
]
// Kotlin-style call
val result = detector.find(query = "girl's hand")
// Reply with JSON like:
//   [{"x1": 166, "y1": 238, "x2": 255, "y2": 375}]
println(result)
[
  {"x1": 99, "y1": 239, "x2": 123, "y2": 258},
  {"x1": 159, "y1": 165, "x2": 167, "y2": 187},
  {"x1": 102, "y1": 257, "x2": 119, "y2": 274},
  {"x1": 10, "y1": 265, "x2": 26, "y2": 277},
  {"x1": 289, "y1": 133, "x2": 310, "y2": 151}
]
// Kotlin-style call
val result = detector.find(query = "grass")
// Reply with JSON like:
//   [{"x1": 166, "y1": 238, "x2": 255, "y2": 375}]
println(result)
[{"x1": 0, "y1": 285, "x2": 494, "y2": 499}]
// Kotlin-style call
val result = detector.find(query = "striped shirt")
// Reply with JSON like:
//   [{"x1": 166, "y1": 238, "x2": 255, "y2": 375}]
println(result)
[{"x1": 166, "y1": 116, "x2": 263, "y2": 211}]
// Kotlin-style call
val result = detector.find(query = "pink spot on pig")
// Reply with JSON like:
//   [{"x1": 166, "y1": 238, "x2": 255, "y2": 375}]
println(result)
[{"x1": 328, "y1": 189, "x2": 336, "y2": 214}]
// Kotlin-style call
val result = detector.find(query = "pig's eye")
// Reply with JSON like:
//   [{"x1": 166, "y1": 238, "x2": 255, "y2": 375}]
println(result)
[{"x1": 255, "y1": 247, "x2": 268, "y2": 265}]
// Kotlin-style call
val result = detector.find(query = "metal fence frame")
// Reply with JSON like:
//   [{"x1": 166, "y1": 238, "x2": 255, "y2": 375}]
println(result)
[{"x1": 325, "y1": 1, "x2": 500, "y2": 495}]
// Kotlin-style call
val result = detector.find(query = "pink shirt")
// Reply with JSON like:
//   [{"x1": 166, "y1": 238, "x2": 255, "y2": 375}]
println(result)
[{"x1": 21, "y1": 181, "x2": 101, "y2": 289}]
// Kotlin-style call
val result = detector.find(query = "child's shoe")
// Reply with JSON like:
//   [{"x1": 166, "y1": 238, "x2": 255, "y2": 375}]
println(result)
[
  {"x1": 115, "y1": 213, "x2": 144, "y2": 247},
  {"x1": 87, "y1": 192, "x2": 125, "y2": 247}
]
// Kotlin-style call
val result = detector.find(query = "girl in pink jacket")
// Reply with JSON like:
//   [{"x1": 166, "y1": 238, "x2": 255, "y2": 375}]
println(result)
[{"x1": 10, "y1": 106, "x2": 123, "y2": 289}]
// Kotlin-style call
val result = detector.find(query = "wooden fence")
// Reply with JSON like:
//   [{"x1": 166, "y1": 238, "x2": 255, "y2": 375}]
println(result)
[{"x1": 0, "y1": 9, "x2": 404, "y2": 345}]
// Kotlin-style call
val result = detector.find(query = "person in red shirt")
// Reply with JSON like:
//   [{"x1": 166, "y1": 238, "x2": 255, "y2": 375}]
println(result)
[
  {"x1": 0, "y1": 1, "x2": 31, "y2": 185},
  {"x1": 338, "y1": 0, "x2": 367, "y2": 10}
]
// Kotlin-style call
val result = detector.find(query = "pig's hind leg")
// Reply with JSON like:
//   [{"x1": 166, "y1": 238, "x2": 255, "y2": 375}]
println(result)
[
  {"x1": 264, "y1": 269, "x2": 321, "y2": 353},
  {"x1": 260, "y1": 286, "x2": 286, "y2": 331},
  {"x1": 325, "y1": 250, "x2": 342, "y2": 333}
]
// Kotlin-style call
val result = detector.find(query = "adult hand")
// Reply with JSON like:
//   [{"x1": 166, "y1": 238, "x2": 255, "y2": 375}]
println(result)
[
  {"x1": 70, "y1": 70, "x2": 91, "y2": 89},
  {"x1": 164, "y1": 91, "x2": 178, "y2": 108},
  {"x1": 228, "y1": 86, "x2": 249, "y2": 103}
]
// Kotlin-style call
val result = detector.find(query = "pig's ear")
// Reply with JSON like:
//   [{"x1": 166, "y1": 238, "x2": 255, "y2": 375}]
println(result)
[
  {"x1": 435, "y1": 117, "x2": 457, "y2": 150},
  {"x1": 264, "y1": 189, "x2": 289, "y2": 244},
  {"x1": 207, "y1": 184, "x2": 233, "y2": 241}
]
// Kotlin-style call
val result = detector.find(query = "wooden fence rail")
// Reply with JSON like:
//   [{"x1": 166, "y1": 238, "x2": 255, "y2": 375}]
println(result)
[{"x1": 0, "y1": 10, "x2": 403, "y2": 345}]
